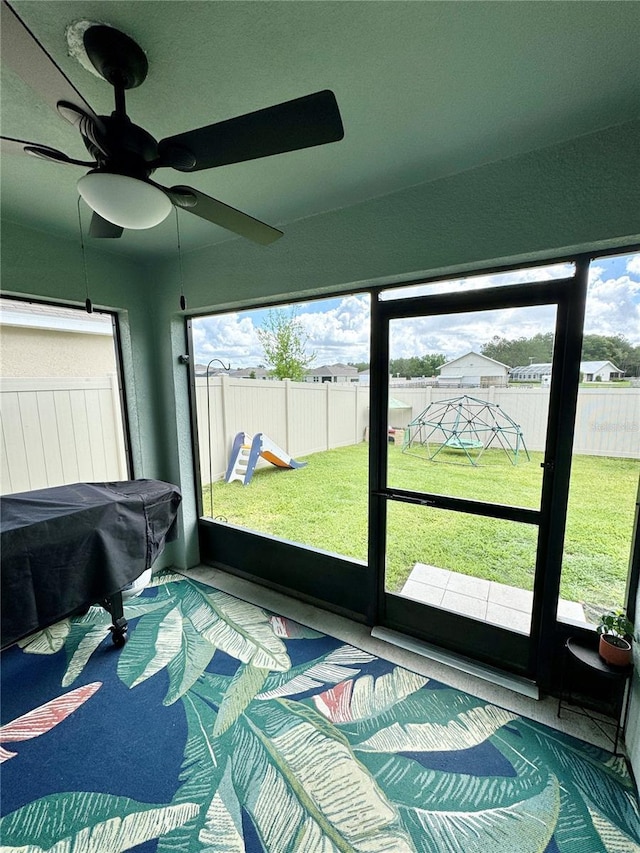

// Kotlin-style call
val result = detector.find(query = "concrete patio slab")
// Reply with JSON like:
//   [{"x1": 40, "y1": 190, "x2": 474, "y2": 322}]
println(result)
[
  {"x1": 488, "y1": 582, "x2": 533, "y2": 612},
  {"x1": 557, "y1": 599, "x2": 587, "y2": 621},
  {"x1": 401, "y1": 580, "x2": 445, "y2": 606},
  {"x1": 486, "y1": 602, "x2": 532, "y2": 634},
  {"x1": 410, "y1": 563, "x2": 451, "y2": 588},
  {"x1": 447, "y1": 572, "x2": 491, "y2": 600},
  {"x1": 400, "y1": 563, "x2": 587, "y2": 632},
  {"x1": 441, "y1": 590, "x2": 488, "y2": 620}
]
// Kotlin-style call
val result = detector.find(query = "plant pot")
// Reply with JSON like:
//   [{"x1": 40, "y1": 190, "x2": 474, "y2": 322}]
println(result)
[{"x1": 598, "y1": 634, "x2": 633, "y2": 668}]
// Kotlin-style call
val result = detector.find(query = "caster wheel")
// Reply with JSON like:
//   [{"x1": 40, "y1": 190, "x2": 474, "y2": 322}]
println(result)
[{"x1": 111, "y1": 630, "x2": 127, "y2": 648}]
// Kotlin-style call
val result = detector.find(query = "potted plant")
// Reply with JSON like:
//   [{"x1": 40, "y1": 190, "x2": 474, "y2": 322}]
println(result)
[{"x1": 596, "y1": 610, "x2": 635, "y2": 667}]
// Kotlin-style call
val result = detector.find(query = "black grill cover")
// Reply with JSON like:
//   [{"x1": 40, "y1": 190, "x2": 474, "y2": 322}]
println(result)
[{"x1": 1, "y1": 479, "x2": 181, "y2": 648}]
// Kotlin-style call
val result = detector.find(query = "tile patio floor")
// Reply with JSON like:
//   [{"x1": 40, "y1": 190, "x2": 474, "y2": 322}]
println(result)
[{"x1": 401, "y1": 562, "x2": 586, "y2": 634}]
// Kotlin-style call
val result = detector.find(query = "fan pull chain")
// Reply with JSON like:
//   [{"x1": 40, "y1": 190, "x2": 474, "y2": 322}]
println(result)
[
  {"x1": 76, "y1": 199, "x2": 93, "y2": 314},
  {"x1": 175, "y1": 207, "x2": 186, "y2": 310}
]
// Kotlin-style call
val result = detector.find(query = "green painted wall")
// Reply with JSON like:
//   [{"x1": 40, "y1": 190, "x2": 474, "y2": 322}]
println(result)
[
  {"x1": 0, "y1": 220, "x2": 189, "y2": 566},
  {"x1": 3, "y1": 121, "x2": 639, "y2": 564},
  {"x1": 159, "y1": 119, "x2": 640, "y2": 315},
  {"x1": 2, "y1": 119, "x2": 640, "y2": 766}
]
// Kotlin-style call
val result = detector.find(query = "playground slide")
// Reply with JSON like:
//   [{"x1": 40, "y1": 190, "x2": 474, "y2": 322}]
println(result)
[{"x1": 225, "y1": 432, "x2": 307, "y2": 485}]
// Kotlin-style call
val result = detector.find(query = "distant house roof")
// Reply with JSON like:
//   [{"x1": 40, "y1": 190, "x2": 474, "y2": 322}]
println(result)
[
  {"x1": 193, "y1": 365, "x2": 273, "y2": 378},
  {"x1": 307, "y1": 363, "x2": 358, "y2": 377},
  {"x1": 509, "y1": 363, "x2": 553, "y2": 377},
  {"x1": 194, "y1": 364, "x2": 231, "y2": 376},
  {"x1": 438, "y1": 351, "x2": 511, "y2": 371},
  {"x1": 0, "y1": 297, "x2": 112, "y2": 336},
  {"x1": 580, "y1": 360, "x2": 621, "y2": 373},
  {"x1": 230, "y1": 367, "x2": 272, "y2": 379},
  {"x1": 510, "y1": 360, "x2": 622, "y2": 376}
]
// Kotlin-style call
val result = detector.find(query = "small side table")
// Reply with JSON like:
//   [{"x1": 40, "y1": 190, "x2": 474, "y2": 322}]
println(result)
[{"x1": 557, "y1": 637, "x2": 633, "y2": 754}]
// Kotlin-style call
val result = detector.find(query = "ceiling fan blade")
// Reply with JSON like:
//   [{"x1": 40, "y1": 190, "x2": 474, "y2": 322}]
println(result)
[
  {"x1": 89, "y1": 213, "x2": 124, "y2": 239},
  {"x1": 0, "y1": 136, "x2": 95, "y2": 166},
  {"x1": 57, "y1": 101, "x2": 106, "y2": 143},
  {"x1": 158, "y1": 90, "x2": 344, "y2": 172},
  {"x1": 0, "y1": 1, "x2": 100, "y2": 123},
  {"x1": 165, "y1": 185, "x2": 283, "y2": 245}
]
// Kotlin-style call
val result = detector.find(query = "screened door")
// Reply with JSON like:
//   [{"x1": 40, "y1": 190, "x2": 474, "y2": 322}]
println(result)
[{"x1": 370, "y1": 274, "x2": 580, "y2": 676}]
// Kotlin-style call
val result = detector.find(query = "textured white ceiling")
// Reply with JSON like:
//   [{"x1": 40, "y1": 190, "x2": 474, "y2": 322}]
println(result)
[{"x1": 2, "y1": 1, "x2": 640, "y2": 257}]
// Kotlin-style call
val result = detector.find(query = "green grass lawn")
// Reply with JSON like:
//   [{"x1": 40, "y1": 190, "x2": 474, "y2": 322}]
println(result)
[{"x1": 204, "y1": 442, "x2": 638, "y2": 612}]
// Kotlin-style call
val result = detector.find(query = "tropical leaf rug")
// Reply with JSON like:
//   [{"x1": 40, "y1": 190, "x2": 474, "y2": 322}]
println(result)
[{"x1": 1, "y1": 570, "x2": 639, "y2": 852}]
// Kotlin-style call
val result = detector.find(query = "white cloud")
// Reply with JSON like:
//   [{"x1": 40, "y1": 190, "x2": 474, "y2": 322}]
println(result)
[
  {"x1": 626, "y1": 255, "x2": 640, "y2": 276},
  {"x1": 193, "y1": 256, "x2": 640, "y2": 368},
  {"x1": 380, "y1": 262, "x2": 574, "y2": 301},
  {"x1": 584, "y1": 272, "x2": 640, "y2": 343},
  {"x1": 297, "y1": 295, "x2": 371, "y2": 364},
  {"x1": 193, "y1": 295, "x2": 373, "y2": 368},
  {"x1": 389, "y1": 303, "x2": 559, "y2": 360},
  {"x1": 193, "y1": 313, "x2": 263, "y2": 367}
]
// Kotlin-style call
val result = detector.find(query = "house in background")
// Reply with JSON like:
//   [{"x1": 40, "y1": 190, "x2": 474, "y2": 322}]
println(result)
[
  {"x1": 0, "y1": 298, "x2": 114, "y2": 378},
  {"x1": 580, "y1": 360, "x2": 624, "y2": 382},
  {"x1": 0, "y1": 299, "x2": 129, "y2": 492},
  {"x1": 437, "y1": 352, "x2": 510, "y2": 387},
  {"x1": 1, "y1": 2, "x2": 639, "y2": 776},
  {"x1": 230, "y1": 367, "x2": 274, "y2": 380},
  {"x1": 305, "y1": 363, "x2": 359, "y2": 383},
  {"x1": 510, "y1": 361, "x2": 624, "y2": 383},
  {"x1": 194, "y1": 365, "x2": 275, "y2": 379},
  {"x1": 509, "y1": 363, "x2": 553, "y2": 383}
]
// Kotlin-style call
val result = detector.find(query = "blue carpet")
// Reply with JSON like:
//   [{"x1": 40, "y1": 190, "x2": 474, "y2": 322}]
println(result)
[{"x1": 1, "y1": 570, "x2": 639, "y2": 851}]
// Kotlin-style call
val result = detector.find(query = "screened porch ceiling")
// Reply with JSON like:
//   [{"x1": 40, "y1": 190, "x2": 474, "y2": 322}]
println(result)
[{"x1": 2, "y1": 1, "x2": 640, "y2": 260}]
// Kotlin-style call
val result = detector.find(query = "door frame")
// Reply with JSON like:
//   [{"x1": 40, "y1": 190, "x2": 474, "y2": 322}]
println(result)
[
  {"x1": 368, "y1": 260, "x2": 590, "y2": 681},
  {"x1": 190, "y1": 249, "x2": 638, "y2": 692}
]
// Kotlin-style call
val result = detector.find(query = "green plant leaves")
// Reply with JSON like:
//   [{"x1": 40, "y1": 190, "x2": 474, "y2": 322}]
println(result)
[
  {"x1": 258, "y1": 643, "x2": 375, "y2": 700},
  {"x1": 312, "y1": 667, "x2": 429, "y2": 723},
  {"x1": 0, "y1": 792, "x2": 199, "y2": 852},
  {"x1": 18, "y1": 619, "x2": 71, "y2": 654},
  {"x1": 113, "y1": 577, "x2": 291, "y2": 703},
  {"x1": 213, "y1": 663, "x2": 269, "y2": 737},
  {"x1": 17, "y1": 575, "x2": 638, "y2": 852},
  {"x1": 180, "y1": 583, "x2": 290, "y2": 671},
  {"x1": 362, "y1": 750, "x2": 548, "y2": 814},
  {"x1": 118, "y1": 605, "x2": 184, "y2": 688},
  {"x1": 504, "y1": 721, "x2": 640, "y2": 845},
  {"x1": 403, "y1": 776, "x2": 560, "y2": 853},
  {"x1": 196, "y1": 761, "x2": 245, "y2": 852},
  {"x1": 355, "y1": 703, "x2": 517, "y2": 753},
  {"x1": 233, "y1": 701, "x2": 416, "y2": 852}
]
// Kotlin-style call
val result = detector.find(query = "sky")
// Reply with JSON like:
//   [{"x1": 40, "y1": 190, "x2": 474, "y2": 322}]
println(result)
[{"x1": 192, "y1": 253, "x2": 640, "y2": 369}]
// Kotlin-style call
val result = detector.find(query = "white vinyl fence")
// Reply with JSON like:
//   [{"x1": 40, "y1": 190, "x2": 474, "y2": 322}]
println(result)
[
  {"x1": 195, "y1": 376, "x2": 369, "y2": 483},
  {"x1": 383, "y1": 386, "x2": 640, "y2": 458},
  {"x1": 0, "y1": 376, "x2": 128, "y2": 495},
  {"x1": 197, "y1": 377, "x2": 639, "y2": 484},
  {"x1": 1, "y1": 376, "x2": 635, "y2": 495}
]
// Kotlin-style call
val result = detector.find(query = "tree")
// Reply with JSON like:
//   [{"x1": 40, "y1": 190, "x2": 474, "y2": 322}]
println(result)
[
  {"x1": 257, "y1": 309, "x2": 316, "y2": 381},
  {"x1": 388, "y1": 353, "x2": 446, "y2": 378},
  {"x1": 480, "y1": 333, "x2": 554, "y2": 367},
  {"x1": 479, "y1": 331, "x2": 640, "y2": 376},
  {"x1": 347, "y1": 354, "x2": 446, "y2": 378},
  {"x1": 581, "y1": 334, "x2": 640, "y2": 376}
]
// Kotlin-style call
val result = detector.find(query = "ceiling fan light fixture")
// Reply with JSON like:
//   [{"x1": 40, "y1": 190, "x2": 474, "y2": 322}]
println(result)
[{"x1": 77, "y1": 173, "x2": 172, "y2": 229}]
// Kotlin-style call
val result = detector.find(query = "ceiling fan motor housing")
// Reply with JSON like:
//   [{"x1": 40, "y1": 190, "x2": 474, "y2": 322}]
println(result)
[
  {"x1": 82, "y1": 24, "x2": 148, "y2": 90},
  {"x1": 84, "y1": 115, "x2": 160, "y2": 180}
]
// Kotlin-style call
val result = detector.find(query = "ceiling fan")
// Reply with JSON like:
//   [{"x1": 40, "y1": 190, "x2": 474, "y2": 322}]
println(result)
[{"x1": 0, "y1": 1, "x2": 344, "y2": 244}]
